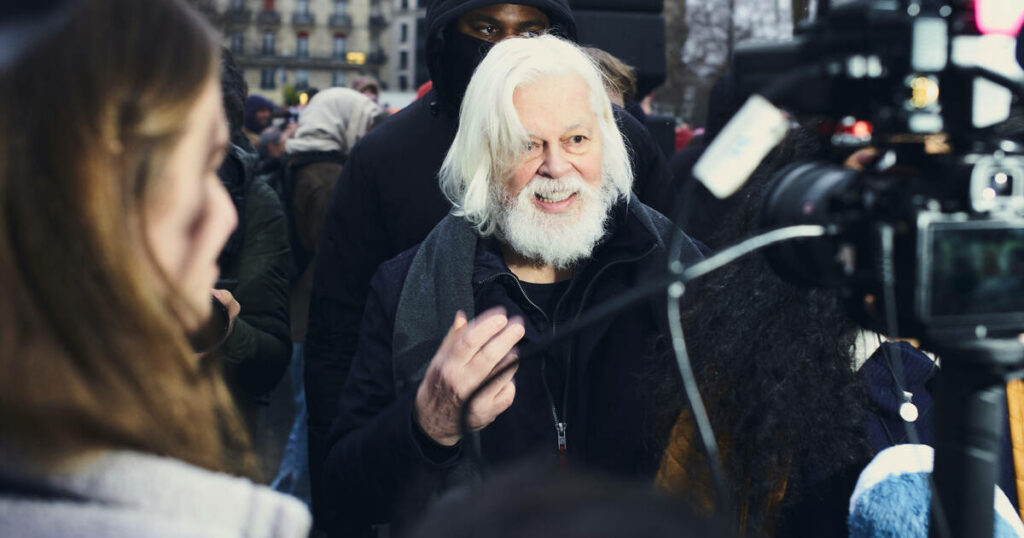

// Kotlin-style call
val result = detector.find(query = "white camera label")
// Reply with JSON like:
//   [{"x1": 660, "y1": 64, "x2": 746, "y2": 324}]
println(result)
[{"x1": 693, "y1": 95, "x2": 790, "y2": 199}]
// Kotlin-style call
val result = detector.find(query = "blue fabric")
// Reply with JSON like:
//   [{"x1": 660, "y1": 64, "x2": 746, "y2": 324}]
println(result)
[
  {"x1": 270, "y1": 343, "x2": 311, "y2": 506},
  {"x1": 848, "y1": 472, "x2": 1017, "y2": 538}
]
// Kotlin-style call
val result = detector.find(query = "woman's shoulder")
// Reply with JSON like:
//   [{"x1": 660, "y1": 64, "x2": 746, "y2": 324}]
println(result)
[{"x1": 0, "y1": 451, "x2": 310, "y2": 538}]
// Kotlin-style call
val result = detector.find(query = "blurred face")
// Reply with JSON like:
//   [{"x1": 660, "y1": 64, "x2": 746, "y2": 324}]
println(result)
[
  {"x1": 456, "y1": 4, "x2": 550, "y2": 43},
  {"x1": 360, "y1": 88, "x2": 379, "y2": 103},
  {"x1": 254, "y1": 107, "x2": 271, "y2": 128},
  {"x1": 490, "y1": 74, "x2": 614, "y2": 269},
  {"x1": 143, "y1": 75, "x2": 237, "y2": 330}
]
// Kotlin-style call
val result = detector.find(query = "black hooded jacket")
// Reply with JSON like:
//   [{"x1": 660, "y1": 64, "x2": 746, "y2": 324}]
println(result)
[{"x1": 304, "y1": 0, "x2": 680, "y2": 528}]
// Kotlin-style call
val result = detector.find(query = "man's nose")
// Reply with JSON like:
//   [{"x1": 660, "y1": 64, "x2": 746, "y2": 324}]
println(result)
[{"x1": 539, "y1": 145, "x2": 572, "y2": 179}]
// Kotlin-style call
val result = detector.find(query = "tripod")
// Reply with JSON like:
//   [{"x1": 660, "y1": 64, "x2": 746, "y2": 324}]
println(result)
[{"x1": 926, "y1": 338, "x2": 1024, "y2": 538}]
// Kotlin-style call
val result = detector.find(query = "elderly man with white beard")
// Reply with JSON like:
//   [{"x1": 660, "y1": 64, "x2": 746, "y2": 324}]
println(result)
[{"x1": 324, "y1": 35, "x2": 703, "y2": 532}]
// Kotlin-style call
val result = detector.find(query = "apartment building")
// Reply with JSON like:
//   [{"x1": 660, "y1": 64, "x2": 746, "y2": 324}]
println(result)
[
  {"x1": 209, "y1": 0, "x2": 391, "y2": 104},
  {"x1": 382, "y1": 0, "x2": 427, "y2": 92}
]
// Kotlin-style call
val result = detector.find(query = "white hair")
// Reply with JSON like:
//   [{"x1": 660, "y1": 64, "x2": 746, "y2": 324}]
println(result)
[{"x1": 438, "y1": 34, "x2": 633, "y2": 235}]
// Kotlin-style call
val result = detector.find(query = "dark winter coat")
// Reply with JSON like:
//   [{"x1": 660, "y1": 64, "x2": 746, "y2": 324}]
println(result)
[
  {"x1": 324, "y1": 200, "x2": 702, "y2": 533},
  {"x1": 216, "y1": 144, "x2": 294, "y2": 475},
  {"x1": 303, "y1": 0, "x2": 682, "y2": 526},
  {"x1": 285, "y1": 151, "x2": 346, "y2": 341}
]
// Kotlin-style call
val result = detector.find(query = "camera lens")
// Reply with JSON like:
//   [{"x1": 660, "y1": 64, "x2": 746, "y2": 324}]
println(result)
[{"x1": 989, "y1": 172, "x2": 1014, "y2": 197}]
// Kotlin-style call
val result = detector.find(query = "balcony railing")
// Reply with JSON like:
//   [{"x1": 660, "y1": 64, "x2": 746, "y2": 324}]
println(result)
[
  {"x1": 233, "y1": 50, "x2": 361, "y2": 70},
  {"x1": 329, "y1": 14, "x2": 352, "y2": 30},
  {"x1": 369, "y1": 15, "x2": 387, "y2": 28},
  {"x1": 292, "y1": 11, "x2": 315, "y2": 26},
  {"x1": 368, "y1": 50, "x2": 388, "y2": 64},
  {"x1": 257, "y1": 9, "x2": 282, "y2": 26},
  {"x1": 226, "y1": 6, "x2": 251, "y2": 24}
]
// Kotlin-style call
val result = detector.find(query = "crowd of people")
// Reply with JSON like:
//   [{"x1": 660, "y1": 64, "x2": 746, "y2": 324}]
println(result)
[{"x1": 1, "y1": 0, "x2": 1023, "y2": 538}]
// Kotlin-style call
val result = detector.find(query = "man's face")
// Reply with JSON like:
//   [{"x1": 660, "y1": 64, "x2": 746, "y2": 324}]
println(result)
[
  {"x1": 507, "y1": 73, "x2": 603, "y2": 215},
  {"x1": 456, "y1": 4, "x2": 550, "y2": 43},
  {"x1": 360, "y1": 88, "x2": 379, "y2": 103},
  {"x1": 268, "y1": 135, "x2": 287, "y2": 158},
  {"x1": 254, "y1": 107, "x2": 272, "y2": 128},
  {"x1": 490, "y1": 73, "x2": 613, "y2": 269}
]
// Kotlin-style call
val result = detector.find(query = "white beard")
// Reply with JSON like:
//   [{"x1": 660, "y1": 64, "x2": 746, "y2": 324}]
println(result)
[{"x1": 491, "y1": 172, "x2": 617, "y2": 270}]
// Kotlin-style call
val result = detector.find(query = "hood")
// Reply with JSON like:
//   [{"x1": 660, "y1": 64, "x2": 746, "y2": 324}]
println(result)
[
  {"x1": 424, "y1": 0, "x2": 577, "y2": 106},
  {"x1": 285, "y1": 87, "x2": 382, "y2": 155},
  {"x1": 243, "y1": 94, "x2": 275, "y2": 134}
]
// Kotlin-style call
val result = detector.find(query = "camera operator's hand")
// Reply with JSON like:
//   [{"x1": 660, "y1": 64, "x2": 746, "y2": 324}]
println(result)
[
  {"x1": 844, "y1": 147, "x2": 878, "y2": 171},
  {"x1": 211, "y1": 288, "x2": 240, "y2": 337},
  {"x1": 414, "y1": 307, "x2": 524, "y2": 447}
]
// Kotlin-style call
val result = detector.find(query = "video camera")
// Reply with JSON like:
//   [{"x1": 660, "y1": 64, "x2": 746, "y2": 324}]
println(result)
[{"x1": 731, "y1": 0, "x2": 1024, "y2": 343}]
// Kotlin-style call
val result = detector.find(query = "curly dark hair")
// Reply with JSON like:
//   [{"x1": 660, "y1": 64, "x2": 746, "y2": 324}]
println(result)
[
  {"x1": 219, "y1": 47, "x2": 247, "y2": 137},
  {"x1": 669, "y1": 129, "x2": 869, "y2": 535}
]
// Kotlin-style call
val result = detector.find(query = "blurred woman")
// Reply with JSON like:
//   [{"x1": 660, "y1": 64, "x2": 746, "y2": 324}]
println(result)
[{"x1": 0, "y1": 0, "x2": 310, "y2": 535}]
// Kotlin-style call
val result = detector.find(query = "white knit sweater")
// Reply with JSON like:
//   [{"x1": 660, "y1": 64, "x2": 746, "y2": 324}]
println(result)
[{"x1": 0, "y1": 451, "x2": 311, "y2": 538}]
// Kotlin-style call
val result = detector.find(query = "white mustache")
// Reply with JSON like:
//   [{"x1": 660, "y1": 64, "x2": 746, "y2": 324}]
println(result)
[{"x1": 521, "y1": 173, "x2": 591, "y2": 200}]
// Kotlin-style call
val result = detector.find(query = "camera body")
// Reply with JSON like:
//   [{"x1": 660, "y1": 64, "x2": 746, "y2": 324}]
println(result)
[{"x1": 734, "y1": 0, "x2": 1024, "y2": 341}]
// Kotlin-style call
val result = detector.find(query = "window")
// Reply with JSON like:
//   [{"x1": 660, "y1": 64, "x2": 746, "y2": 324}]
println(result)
[
  {"x1": 401, "y1": 0, "x2": 408, "y2": 9},
  {"x1": 296, "y1": 32, "x2": 309, "y2": 58},
  {"x1": 399, "y1": 50, "x2": 408, "y2": 70},
  {"x1": 296, "y1": 70, "x2": 310, "y2": 90},
  {"x1": 333, "y1": 34, "x2": 347, "y2": 58},
  {"x1": 296, "y1": 0, "x2": 309, "y2": 15},
  {"x1": 333, "y1": 0, "x2": 347, "y2": 16},
  {"x1": 399, "y1": 75, "x2": 408, "y2": 91},
  {"x1": 231, "y1": 0, "x2": 244, "y2": 9},
  {"x1": 400, "y1": 23, "x2": 408, "y2": 43},
  {"x1": 262, "y1": 30, "x2": 275, "y2": 56},
  {"x1": 230, "y1": 31, "x2": 244, "y2": 54},
  {"x1": 260, "y1": 68, "x2": 276, "y2": 89},
  {"x1": 332, "y1": 71, "x2": 346, "y2": 87}
]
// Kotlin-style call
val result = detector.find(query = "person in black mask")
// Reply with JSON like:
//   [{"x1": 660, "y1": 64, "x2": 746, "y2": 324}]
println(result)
[{"x1": 303, "y1": 1, "x2": 681, "y2": 535}]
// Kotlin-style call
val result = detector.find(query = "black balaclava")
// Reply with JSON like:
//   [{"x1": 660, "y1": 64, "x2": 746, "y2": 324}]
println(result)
[{"x1": 438, "y1": 29, "x2": 495, "y2": 109}]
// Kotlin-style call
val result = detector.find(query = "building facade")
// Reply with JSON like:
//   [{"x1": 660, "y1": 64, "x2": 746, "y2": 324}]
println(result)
[
  {"x1": 210, "y1": 0, "x2": 392, "y2": 104},
  {"x1": 382, "y1": 0, "x2": 426, "y2": 93}
]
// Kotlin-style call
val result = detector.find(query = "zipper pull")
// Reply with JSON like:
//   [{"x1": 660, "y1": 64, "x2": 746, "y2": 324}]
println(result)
[{"x1": 556, "y1": 422, "x2": 567, "y2": 467}]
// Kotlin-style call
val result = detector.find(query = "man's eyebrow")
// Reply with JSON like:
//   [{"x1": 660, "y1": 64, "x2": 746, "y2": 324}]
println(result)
[
  {"x1": 466, "y1": 14, "x2": 501, "y2": 25},
  {"x1": 515, "y1": 18, "x2": 549, "y2": 28}
]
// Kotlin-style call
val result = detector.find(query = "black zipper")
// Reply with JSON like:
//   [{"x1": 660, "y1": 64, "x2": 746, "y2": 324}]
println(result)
[{"x1": 480, "y1": 271, "x2": 571, "y2": 459}]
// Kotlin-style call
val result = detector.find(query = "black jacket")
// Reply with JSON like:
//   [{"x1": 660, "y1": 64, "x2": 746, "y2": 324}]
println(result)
[
  {"x1": 324, "y1": 200, "x2": 702, "y2": 532},
  {"x1": 217, "y1": 145, "x2": 293, "y2": 398},
  {"x1": 304, "y1": 0, "x2": 681, "y2": 526}
]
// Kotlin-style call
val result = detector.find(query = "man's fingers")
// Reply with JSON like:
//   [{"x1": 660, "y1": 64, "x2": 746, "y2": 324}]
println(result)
[
  {"x1": 476, "y1": 353, "x2": 519, "y2": 402},
  {"x1": 466, "y1": 317, "x2": 524, "y2": 376},
  {"x1": 492, "y1": 380, "x2": 516, "y2": 411},
  {"x1": 450, "y1": 307, "x2": 510, "y2": 363},
  {"x1": 437, "y1": 310, "x2": 469, "y2": 354},
  {"x1": 453, "y1": 310, "x2": 468, "y2": 330}
]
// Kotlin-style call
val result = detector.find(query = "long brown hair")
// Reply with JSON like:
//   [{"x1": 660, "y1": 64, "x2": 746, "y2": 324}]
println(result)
[{"x1": 0, "y1": 0, "x2": 256, "y2": 476}]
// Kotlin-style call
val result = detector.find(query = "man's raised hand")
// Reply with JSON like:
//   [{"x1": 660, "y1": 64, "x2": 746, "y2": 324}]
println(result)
[{"x1": 414, "y1": 307, "x2": 524, "y2": 446}]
